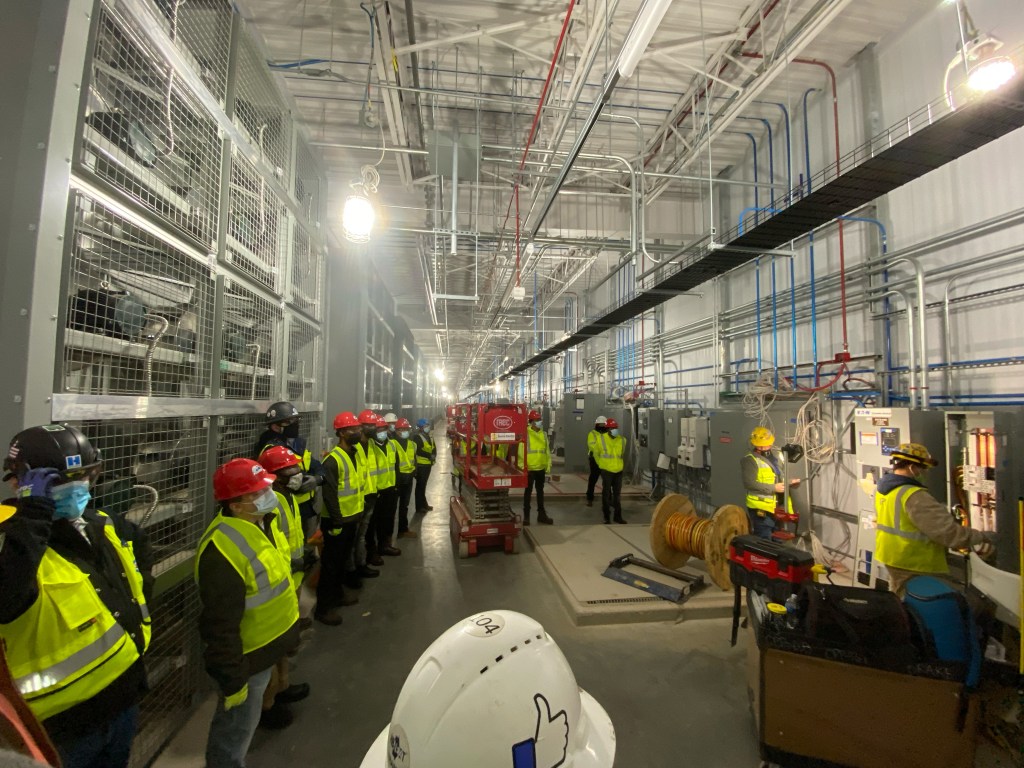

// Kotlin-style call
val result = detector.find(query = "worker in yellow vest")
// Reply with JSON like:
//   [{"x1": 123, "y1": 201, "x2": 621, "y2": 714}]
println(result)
[
  {"x1": 367, "y1": 415, "x2": 401, "y2": 563},
  {"x1": 517, "y1": 410, "x2": 554, "y2": 526},
  {"x1": 875, "y1": 443, "x2": 995, "y2": 596},
  {"x1": 585, "y1": 415, "x2": 608, "y2": 507},
  {"x1": 413, "y1": 418, "x2": 436, "y2": 514},
  {"x1": 0, "y1": 425, "x2": 153, "y2": 768},
  {"x1": 257, "y1": 447, "x2": 314, "y2": 727},
  {"x1": 741, "y1": 427, "x2": 800, "y2": 540},
  {"x1": 392, "y1": 418, "x2": 418, "y2": 541},
  {"x1": 197, "y1": 458, "x2": 300, "y2": 761},
  {"x1": 316, "y1": 412, "x2": 366, "y2": 625},
  {"x1": 594, "y1": 418, "x2": 627, "y2": 524},
  {"x1": 350, "y1": 410, "x2": 382, "y2": 583},
  {"x1": 255, "y1": 401, "x2": 323, "y2": 535}
]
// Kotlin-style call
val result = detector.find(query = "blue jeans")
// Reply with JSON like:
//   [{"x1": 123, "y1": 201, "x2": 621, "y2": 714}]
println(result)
[
  {"x1": 747, "y1": 508, "x2": 776, "y2": 540},
  {"x1": 205, "y1": 666, "x2": 273, "y2": 768},
  {"x1": 56, "y1": 705, "x2": 138, "y2": 768}
]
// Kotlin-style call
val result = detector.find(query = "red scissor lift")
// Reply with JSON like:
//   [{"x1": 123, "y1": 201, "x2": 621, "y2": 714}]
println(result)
[{"x1": 449, "y1": 402, "x2": 528, "y2": 557}]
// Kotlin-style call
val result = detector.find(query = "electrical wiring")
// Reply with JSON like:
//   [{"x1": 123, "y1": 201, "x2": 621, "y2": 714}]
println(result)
[
  {"x1": 742, "y1": 372, "x2": 785, "y2": 430},
  {"x1": 792, "y1": 392, "x2": 836, "y2": 464}
]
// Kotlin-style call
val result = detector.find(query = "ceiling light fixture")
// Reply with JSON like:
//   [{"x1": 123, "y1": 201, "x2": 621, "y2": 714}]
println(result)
[
  {"x1": 616, "y1": 0, "x2": 674, "y2": 80},
  {"x1": 434, "y1": 368, "x2": 446, "y2": 381},
  {"x1": 944, "y1": 1, "x2": 1018, "y2": 109},
  {"x1": 342, "y1": 165, "x2": 380, "y2": 243}
]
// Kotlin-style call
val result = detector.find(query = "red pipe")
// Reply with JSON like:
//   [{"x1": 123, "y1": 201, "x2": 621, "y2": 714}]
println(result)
[
  {"x1": 741, "y1": 52, "x2": 850, "y2": 355},
  {"x1": 515, "y1": 185, "x2": 521, "y2": 285}
]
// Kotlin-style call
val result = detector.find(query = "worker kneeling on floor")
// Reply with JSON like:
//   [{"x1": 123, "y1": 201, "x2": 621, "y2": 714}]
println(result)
[
  {"x1": 196, "y1": 459, "x2": 302, "y2": 768},
  {"x1": 0, "y1": 424, "x2": 153, "y2": 768},
  {"x1": 360, "y1": 610, "x2": 615, "y2": 767}
]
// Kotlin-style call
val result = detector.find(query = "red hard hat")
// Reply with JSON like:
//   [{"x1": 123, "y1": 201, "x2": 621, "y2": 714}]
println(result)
[
  {"x1": 528, "y1": 410, "x2": 542, "y2": 421},
  {"x1": 374, "y1": 415, "x2": 388, "y2": 428},
  {"x1": 333, "y1": 411, "x2": 360, "y2": 429},
  {"x1": 213, "y1": 458, "x2": 275, "y2": 501},
  {"x1": 605, "y1": 418, "x2": 619, "y2": 430},
  {"x1": 396, "y1": 418, "x2": 412, "y2": 429},
  {"x1": 259, "y1": 445, "x2": 300, "y2": 473},
  {"x1": 358, "y1": 409, "x2": 378, "y2": 426}
]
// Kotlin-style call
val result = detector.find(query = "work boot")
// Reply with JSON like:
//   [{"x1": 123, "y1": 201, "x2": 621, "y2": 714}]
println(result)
[
  {"x1": 425, "y1": 504, "x2": 434, "y2": 511},
  {"x1": 415, "y1": 508, "x2": 429, "y2": 515},
  {"x1": 537, "y1": 511, "x2": 554, "y2": 525},
  {"x1": 586, "y1": 498, "x2": 593, "y2": 507},
  {"x1": 340, "y1": 588, "x2": 360, "y2": 606},
  {"x1": 344, "y1": 571, "x2": 363, "y2": 590},
  {"x1": 298, "y1": 616, "x2": 314, "y2": 632},
  {"x1": 358, "y1": 565, "x2": 380, "y2": 578},
  {"x1": 276, "y1": 683, "x2": 310, "y2": 704},
  {"x1": 259, "y1": 703, "x2": 294, "y2": 730},
  {"x1": 314, "y1": 608, "x2": 343, "y2": 626},
  {"x1": 380, "y1": 540, "x2": 402, "y2": 556},
  {"x1": 398, "y1": 529, "x2": 418, "y2": 539},
  {"x1": 523, "y1": 515, "x2": 531, "y2": 527},
  {"x1": 367, "y1": 554, "x2": 385, "y2": 566},
  {"x1": 603, "y1": 514, "x2": 611, "y2": 524},
  {"x1": 614, "y1": 514, "x2": 626, "y2": 524}
]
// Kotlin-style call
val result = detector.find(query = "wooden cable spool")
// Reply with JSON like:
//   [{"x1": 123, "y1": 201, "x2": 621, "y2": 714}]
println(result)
[{"x1": 649, "y1": 493, "x2": 750, "y2": 590}]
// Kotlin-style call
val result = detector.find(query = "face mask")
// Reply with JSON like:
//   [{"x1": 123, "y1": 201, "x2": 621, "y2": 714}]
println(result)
[
  {"x1": 286, "y1": 474, "x2": 304, "y2": 491},
  {"x1": 283, "y1": 422, "x2": 300, "y2": 439},
  {"x1": 610, "y1": 429, "x2": 619, "y2": 437},
  {"x1": 376, "y1": 431, "x2": 388, "y2": 442},
  {"x1": 50, "y1": 480, "x2": 91, "y2": 520},
  {"x1": 252, "y1": 488, "x2": 279, "y2": 514},
  {"x1": 423, "y1": 425, "x2": 431, "y2": 433},
  {"x1": 399, "y1": 430, "x2": 410, "y2": 440},
  {"x1": 531, "y1": 421, "x2": 543, "y2": 429}
]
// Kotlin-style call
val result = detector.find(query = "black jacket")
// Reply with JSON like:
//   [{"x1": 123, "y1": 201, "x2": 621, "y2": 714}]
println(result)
[
  {"x1": 196, "y1": 514, "x2": 300, "y2": 697},
  {"x1": 0, "y1": 496, "x2": 154, "y2": 738}
]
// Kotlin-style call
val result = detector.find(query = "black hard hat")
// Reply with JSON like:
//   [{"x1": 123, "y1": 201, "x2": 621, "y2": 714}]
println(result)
[
  {"x1": 3, "y1": 424, "x2": 101, "y2": 481},
  {"x1": 265, "y1": 401, "x2": 299, "y2": 424}
]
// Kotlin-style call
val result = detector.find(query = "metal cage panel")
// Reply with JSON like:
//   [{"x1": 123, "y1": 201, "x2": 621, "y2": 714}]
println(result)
[
  {"x1": 220, "y1": 278, "x2": 282, "y2": 400},
  {"x1": 218, "y1": 413, "x2": 265, "y2": 464},
  {"x1": 62, "y1": 193, "x2": 215, "y2": 397},
  {"x1": 286, "y1": 315, "x2": 322, "y2": 403},
  {"x1": 226, "y1": 151, "x2": 285, "y2": 291},
  {"x1": 289, "y1": 223, "x2": 322, "y2": 318},
  {"x1": 84, "y1": 3, "x2": 222, "y2": 245},
  {"x1": 232, "y1": 31, "x2": 293, "y2": 181},
  {"x1": 294, "y1": 139, "x2": 323, "y2": 230},
  {"x1": 162, "y1": 0, "x2": 234, "y2": 105}
]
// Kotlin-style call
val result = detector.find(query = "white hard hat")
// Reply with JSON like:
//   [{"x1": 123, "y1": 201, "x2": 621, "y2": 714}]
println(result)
[
  {"x1": 359, "y1": 610, "x2": 615, "y2": 768},
  {"x1": 383, "y1": 412, "x2": 398, "y2": 424},
  {"x1": 595, "y1": 415, "x2": 608, "y2": 425}
]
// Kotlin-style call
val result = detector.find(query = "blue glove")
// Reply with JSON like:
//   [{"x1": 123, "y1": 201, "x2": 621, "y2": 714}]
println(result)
[{"x1": 18, "y1": 468, "x2": 62, "y2": 499}]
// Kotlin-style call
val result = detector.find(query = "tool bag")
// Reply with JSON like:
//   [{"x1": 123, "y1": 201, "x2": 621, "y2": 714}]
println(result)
[
  {"x1": 903, "y1": 576, "x2": 982, "y2": 688},
  {"x1": 787, "y1": 582, "x2": 918, "y2": 670}
]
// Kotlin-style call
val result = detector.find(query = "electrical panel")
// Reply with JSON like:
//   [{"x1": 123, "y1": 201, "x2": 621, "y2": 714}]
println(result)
[
  {"x1": 852, "y1": 407, "x2": 946, "y2": 588},
  {"x1": 636, "y1": 408, "x2": 664, "y2": 471},
  {"x1": 555, "y1": 393, "x2": 607, "y2": 472},
  {"x1": 676, "y1": 416, "x2": 710, "y2": 468},
  {"x1": 664, "y1": 409, "x2": 681, "y2": 460},
  {"x1": 946, "y1": 410, "x2": 1024, "y2": 575}
]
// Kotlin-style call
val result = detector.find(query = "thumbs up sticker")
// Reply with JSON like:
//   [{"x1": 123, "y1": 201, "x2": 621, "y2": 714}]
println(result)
[{"x1": 511, "y1": 693, "x2": 569, "y2": 768}]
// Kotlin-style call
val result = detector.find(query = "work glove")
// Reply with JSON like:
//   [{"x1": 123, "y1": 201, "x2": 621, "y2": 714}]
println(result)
[
  {"x1": 327, "y1": 526, "x2": 343, "y2": 537},
  {"x1": 973, "y1": 531, "x2": 996, "y2": 561},
  {"x1": 223, "y1": 684, "x2": 248, "y2": 711},
  {"x1": 18, "y1": 468, "x2": 61, "y2": 499},
  {"x1": 297, "y1": 474, "x2": 319, "y2": 494}
]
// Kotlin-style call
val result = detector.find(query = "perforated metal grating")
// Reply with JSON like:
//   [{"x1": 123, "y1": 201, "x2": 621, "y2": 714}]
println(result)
[
  {"x1": 220, "y1": 279, "x2": 281, "y2": 400},
  {"x1": 226, "y1": 151, "x2": 284, "y2": 292},
  {"x1": 84, "y1": 3, "x2": 221, "y2": 246},
  {"x1": 62, "y1": 192, "x2": 215, "y2": 397},
  {"x1": 286, "y1": 316, "x2": 322, "y2": 403}
]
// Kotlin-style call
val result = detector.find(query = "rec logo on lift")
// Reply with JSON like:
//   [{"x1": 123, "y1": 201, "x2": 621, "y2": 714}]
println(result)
[{"x1": 493, "y1": 415, "x2": 514, "y2": 430}]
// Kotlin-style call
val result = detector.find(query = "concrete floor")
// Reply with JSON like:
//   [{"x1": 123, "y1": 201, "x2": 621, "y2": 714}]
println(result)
[{"x1": 156, "y1": 438, "x2": 758, "y2": 767}]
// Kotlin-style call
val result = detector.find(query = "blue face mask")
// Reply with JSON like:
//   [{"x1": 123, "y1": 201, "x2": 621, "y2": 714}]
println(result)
[
  {"x1": 531, "y1": 421, "x2": 543, "y2": 429},
  {"x1": 399, "y1": 430, "x2": 410, "y2": 439},
  {"x1": 610, "y1": 429, "x2": 619, "y2": 437},
  {"x1": 50, "y1": 480, "x2": 91, "y2": 520}
]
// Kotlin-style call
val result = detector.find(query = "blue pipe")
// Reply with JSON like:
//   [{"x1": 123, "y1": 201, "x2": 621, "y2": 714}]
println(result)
[
  {"x1": 803, "y1": 88, "x2": 821, "y2": 369},
  {"x1": 755, "y1": 258, "x2": 763, "y2": 372},
  {"x1": 661, "y1": 365, "x2": 716, "y2": 376},
  {"x1": 771, "y1": 256, "x2": 779, "y2": 388},
  {"x1": 789, "y1": 254, "x2": 798, "y2": 384},
  {"x1": 759, "y1": 119, "x2": 775, "y2": 211},
  {"x1": 738, "y1": 206, "x2": 780, "y2": 235},
  {"x1": 739, "y1": 132, "x2": 759, "y2": 212}
]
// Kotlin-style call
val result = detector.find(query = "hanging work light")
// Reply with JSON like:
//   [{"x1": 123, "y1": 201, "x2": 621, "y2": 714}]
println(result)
[
  {"x1": 343, "y1": 165, "x2": 380, "y2": 243},
  {"x1": 944, "y1": 1, "x2": 1018, "y2": 109}
]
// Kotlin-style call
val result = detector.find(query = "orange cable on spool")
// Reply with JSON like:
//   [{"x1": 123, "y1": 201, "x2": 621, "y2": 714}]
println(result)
[{"x1": 649, "y1": 494, "x2": 749, "y2": 590}]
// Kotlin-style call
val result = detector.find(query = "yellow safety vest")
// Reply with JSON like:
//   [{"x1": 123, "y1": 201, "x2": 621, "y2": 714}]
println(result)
[
  {"x1": 370, "y1": 440, "x2": 397, "y2": 490},
  {"x1": 518, "y1": 428, "x2": 551, "y2": 472},
  {"x1": 328, "y1": 446, "x2": 364, "y2": 518},
  {"x1": 744, "y1": 453, "x2": 795, "y2": 516},
  {"x1": 396, "y1": 439, "x2": 416, "y2": 476},
  {"x1": 594, "y1": 433, "x2": 625, "y2": 473},
  {"x1": 196, "y1": 514, "x2": 298, "y2": 655},
  {"x1": 452, "y1": 437, "x2": 478, "y2": 477},
  {"x1": 416, "y1": 434, "x2": 435, "y2": 465},
  {"x1": 587, "y1": 429, "x2": 601, "y2": 458},
  {"x1": 273, "y1": 491, "x2": 305, "y2": 587},
  {"x1": 875, "y1": 484, "x2": 948, "y2": 574},
  {"x1": 261, "y1": 442, "x2": 314, "y2": 506},
  {"x1": 1, "y1": 514, "x2": 152, "y2": 722},
  {"x1": 356, "y1": 443, "x2": 375, "y2": 495}
]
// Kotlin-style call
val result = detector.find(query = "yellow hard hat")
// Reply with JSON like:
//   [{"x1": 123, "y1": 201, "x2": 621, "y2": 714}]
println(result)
[
  {"x1": 750, "y1": 426, "x2": 774, "y2": 448},
  {"x1": 890, "y1": 443, "x2": 937, "y2": 467}
]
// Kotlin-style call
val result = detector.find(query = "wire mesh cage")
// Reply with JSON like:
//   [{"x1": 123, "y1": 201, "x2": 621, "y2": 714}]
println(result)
[
  {"x1": 69, "y1": 416, "x2": 211, "y2": 768},
  {"x1": 62, "y1": 192, "x2": 215, "y2": 397},
  {"x1": 218, "y1": 413, "x2": 265, "y2": 465},
  {"x1": 220, "y1": 278, "x2": 281, "y2": 400},
  {"x1": 226, "y1": 151, "x2": 285, "y2": 291},
  {"x1": 156, "y1": 0, "x2": 234, "y2": 105},
  {"x1": 84, "y1": 3, "x2": 222, "y2": 245},
  {"x1": 294, "y1": 139, "x2": 323, "y2": 230},
  {"x1": 286, "y1": 316, "x2": 322, "y2": 403},
  {"x1": 297, "y1": 411, "x2": 324, "y2": 460},
  {"x1": 289, "y1": 223, "x2": 323, "y2": 318},
  {"x1": 233, "y1": 31, "x2": 293, "y2": 182}
]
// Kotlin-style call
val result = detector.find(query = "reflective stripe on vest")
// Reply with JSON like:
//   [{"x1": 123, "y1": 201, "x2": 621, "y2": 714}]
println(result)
[
  {"x1": 1, "y1": 512, "x2": 151, "y2": 722},
  {"x1": 875, "y1": 484, "x2": 947, "y2": 574},
  {"x1": 518, "y1": 429, "x2": 549, "y2": 471},
  {"x1": 196, "y1": 515, "x2": 298, "y2": 654},
  {"x1": 745, "y1": 453, "x2": 792, "y2": 515},
  {"x1": 595, "y1": 433, "x2": 624, "y2": 472},
  {"x1": 397, "y1": 440, "x2": 416, "y2": 475},
  {"x1": 416, "y1": 434, "x2": 435, "y2": 464},
  {"x1": 355, "y1": 444, "x2": 375, "y2": 495},
  {"x1": 328, "y1": 446, "x2": 363, "y2": 517},
  {"x1": 273, "y1": 492, "x2": 305, "y2": 561},
  {"x1": 371, "y1": 440, "x2": 397, "y2": 489}
]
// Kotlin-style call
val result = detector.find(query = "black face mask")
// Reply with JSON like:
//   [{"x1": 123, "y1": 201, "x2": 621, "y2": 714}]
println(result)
[{"x1": 283, "y1": 422, "x2": 301, "y2": 439}]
